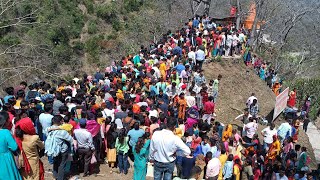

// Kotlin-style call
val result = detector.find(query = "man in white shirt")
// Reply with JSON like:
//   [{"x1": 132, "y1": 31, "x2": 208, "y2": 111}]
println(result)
[
  {"x1": 74, "y1": 118, "x2": 95, "y2": 177},
  {"x1": 246, "y1": 93, "x2": 257, "y2": 109},
  {"x1": 206, "y1": 151, "x2": 221, "y2": 179},
  {"x1": 188, "y1": 47, "x2": 196, "y2": 65},
  {"x1": 244, "y1": 118, "x2": 258, "y2": 143},
  {"x1": 195, "y1": 47, "x2": 206, "y2": 70},
  {"x1": 150, "y1": 117, "x2": 190, "y2": 180},
  {"x1": 261, "y1": 123, "x2": 277, "y2": 150}
]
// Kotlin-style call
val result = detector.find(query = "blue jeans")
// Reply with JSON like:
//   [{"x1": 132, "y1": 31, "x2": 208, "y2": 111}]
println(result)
[
  {"x1": 154, "y1": 161, "x2": 174, "y2": 180},
  {"x1": 117, "y1": 152, "x2": 128, "y2": 174}
]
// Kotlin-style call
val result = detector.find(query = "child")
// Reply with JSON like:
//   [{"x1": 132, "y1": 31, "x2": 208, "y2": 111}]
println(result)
[{"x1": 223, "y1": 154, "x2": 234, "y2": 180}]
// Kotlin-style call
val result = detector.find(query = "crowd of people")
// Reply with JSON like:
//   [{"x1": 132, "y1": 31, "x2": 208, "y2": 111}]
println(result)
[{"x1": 0, "y1": 14, "x2": 319, "y2": 180}]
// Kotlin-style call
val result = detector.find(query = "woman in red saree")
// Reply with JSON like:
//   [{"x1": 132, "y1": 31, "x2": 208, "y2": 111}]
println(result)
[{"x1": 287, "y1": 88, "x2": 297, "y2": 107}]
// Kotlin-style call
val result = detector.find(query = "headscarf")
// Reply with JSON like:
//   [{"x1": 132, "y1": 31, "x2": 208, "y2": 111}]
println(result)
[{"x1": 15, "y1": 117, "x2": 44, "y2": 180}]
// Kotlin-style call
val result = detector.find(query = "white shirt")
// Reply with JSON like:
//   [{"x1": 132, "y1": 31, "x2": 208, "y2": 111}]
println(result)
[
  {"x1": 188, "y1": 51, "x2": 196, "y2": 64},
  {"x1": 74, "y1": 128, "x2": 95, "y2": 150},
  {"x1": 186, "y1": 96, "x2": 196, "y2": 108},
  {"x1": 275, "y1": 173, "x2": 288, "y2": 180},
  {"x1": 244, "y1": 122, "x2": 258, "y2": 139},
  {"x1": 261, "y1": 127, "x2": 277, "y2": 144},
  {"x1": 150, "y1": 129, "x2": 190, "y2": 163},
  {"x1": 246, "y1": 96, "x2": 257, "y2": 108},
  {"x1": 149, "y1": 109, "x2": 159, "y2": 119},
  {"x1": 152, "y1": 67, "x2": 161, "y2": 79},
  {"x1": 195, "y1": 49, "x2": 205, "y2": 61},
  {"x1": 102, "y1": 108, "x2": 115, "y2": 122},
  {"x1": 206, "y1": 158, "x2": 221, "y2": 178}
]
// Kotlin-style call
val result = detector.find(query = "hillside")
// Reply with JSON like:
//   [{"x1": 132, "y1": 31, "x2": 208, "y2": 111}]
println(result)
[{"x1": 204, "y1": 59, "x2": 317, "y2": 169}]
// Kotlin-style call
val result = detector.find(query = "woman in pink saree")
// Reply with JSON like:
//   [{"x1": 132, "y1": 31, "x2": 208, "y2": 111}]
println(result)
[{"x1": 185, "y1": 106, "x2": 200, "y2": 130}]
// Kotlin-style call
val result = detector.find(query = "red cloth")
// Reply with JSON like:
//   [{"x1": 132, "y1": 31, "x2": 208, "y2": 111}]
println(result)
[
  {"x1": 14, "y1": 117, "x2": 44, "y2": 180},
  {"x1": 196, "y1": 37, "x2": 202, "y2": 46},
  {"x1": 203, "y1": 101, "x2": 215, "y2": 114}
]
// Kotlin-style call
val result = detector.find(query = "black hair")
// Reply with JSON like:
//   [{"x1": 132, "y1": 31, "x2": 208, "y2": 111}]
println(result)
[
  {"x1": 134, "y1": 122, "x2": 139, "y2": 130},
  {"x1": 118, "y1": 128, "x2": 126, "y2": 144},
  {"x1": 5, "y1": 87, "x2": 14, "y2": 95},
  {"x1": 52, "y1": 115, "x2": 63, "y2": 125},
  {"x1": 17, "y1": 89, "x2": 25, "y2": 98},
  {"x1": 44, "y1": 103, "x2": 53, "y2": 113},
  {"x1": 59, "y1": 106, "x2": 68, "y2": 114},
  {"x1": 0, "y1": 111, "x2": 9, "y2": 128}
]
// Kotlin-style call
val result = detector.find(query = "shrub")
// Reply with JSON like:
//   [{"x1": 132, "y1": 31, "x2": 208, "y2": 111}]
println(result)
[
  {"x1": 87, "y1": 20, "x2": 98, "y2": 34},
  {"x1": 112, "y1": 18, "x2": 122, "y2": 31},
  {"x1": 96, "y1": 3, "x2": 117, "y2": 23},
  {"x1": 83, "y1": 0, "x2": 94, "y2": 14},
  {"x1": 0, "y1": 34, "x2": 21, "y2": 46},
  {"x1": 85, "y1": 35, "x2": 103, "y2": 62}
]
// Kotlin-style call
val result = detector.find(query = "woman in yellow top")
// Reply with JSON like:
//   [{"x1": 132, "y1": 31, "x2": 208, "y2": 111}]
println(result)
[
  {"x1": 233, "y1": 158, "x2": 242, "y2": 180},
  {"x1": 159, "y1": 61, "x2": 167, "y2": 80},
  {"x1": 222, "y1": 124, "x2": 233, "y2": 142},
  {"x1": 266, "y1": 135, "x2": 280, "y2": 163}
]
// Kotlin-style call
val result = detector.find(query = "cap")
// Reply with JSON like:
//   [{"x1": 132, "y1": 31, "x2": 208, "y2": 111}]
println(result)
[
  {"x1": 181, "y1": 84, "x2": 187, "y2": 89},
  {"x1": 79, "y1": 118, "x2": 87, "y2": 125}
]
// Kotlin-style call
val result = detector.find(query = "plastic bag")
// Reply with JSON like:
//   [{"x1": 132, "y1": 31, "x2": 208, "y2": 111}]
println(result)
[{"x1": 90, "y1": 154, "x2": 97, "y2": 164}]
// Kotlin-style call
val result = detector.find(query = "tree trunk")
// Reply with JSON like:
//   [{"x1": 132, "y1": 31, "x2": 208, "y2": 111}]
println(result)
[{"x1": 236, "y1": 0, "x2": 241, "y2": 30}]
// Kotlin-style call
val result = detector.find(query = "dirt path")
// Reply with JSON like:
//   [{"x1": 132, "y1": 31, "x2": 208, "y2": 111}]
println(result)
[{"x1": 305, "y1": 122, "x2": 320, "y2": 164}]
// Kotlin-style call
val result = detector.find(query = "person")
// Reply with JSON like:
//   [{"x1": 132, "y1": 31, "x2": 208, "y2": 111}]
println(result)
[
  {"x1": 128, "y1": 122, "x2": 145, "y2": 159},
  {"x1": 249, "y1": 99, "x2": 259, "y2": 117},
  {"x1": 0, "y1": 111, "x2": 22, "y2": 180},
  {"x1": 39, "y1": 103, "x2": 54, "y2": 141},
  {"x1": 233, "y1": 158, "x2": 241, "y2": 180},
  {"x1": 222, "y1": 124, "x2": 232, "y2": 142},
  {"x1": 297, "y1": 147, "x2": 308, "y2": 171},
  {"x1": 181, "y1": 150, "x2": 196, "y2": 178},
  {"x1": 202, "y1": 96, "x2": 215, "y2": 124},
  {"x1": 277, "y1": 122, "x2": 292, "y2": 144},
  {"x1": 261, "y1": 123, "x2": 277, "y2": 150},
  {"x1": 133, "y1": 137, "x2": 150, "y2": 180},
  {"x1": 44, "y1": 115, "x2": 74, "y2": 180},
  {"x1": 14, "y1": 117, "x2": 45, "y2": 180},
  {"x1": 266, "y1": 135, "x2": 280, "y2": 163},
  {"x1": 205, "y1": 151, "x2": 221, "y2": 179},
  {"x1": 223, "y1": 154, "x2": 234, "y2": 180},
  {"x1": 242, "y1": 158, "x2": 254, "y2": 180},
  {"x1": 212, "y1": 75, "x2": 222, "y2": 103},
  {"x1": 74, "y1": 118, "x2": 95, "y2": 177},
  {"x1": 273, "y1": 167, "x2": 288, "y2": 180},
  {"x1": 243, "y1": 118, "x2": 258, "y2": 143},
  {"x1": 115, "y1": 128, "x2": 129, "y2": 175},
  {"x1": 287, "y1": 88, "x2": 297, "y2": 108},
  {"x1": 303, "y1": 118, "x2": 310, "y2": 132},
  {"x1": 106, "y1": 123, "x2": 118, "y2": 169},
  {"x1": 246, "y1": 93, "x2": 257, "y2": 109},
  {"x1": 195, "y1": 46, "x2": 206, "y2": 70},
  {"x1": 173, "y1": 166, "x2": 203, "y2": 180},
  {"x1": 150, "y1": 117, "x2": 191, "y2": 180}
]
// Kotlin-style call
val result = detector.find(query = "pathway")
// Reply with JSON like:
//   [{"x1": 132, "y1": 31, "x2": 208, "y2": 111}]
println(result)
[{"x1": 305, "y1": 122, "x2": 320, "y2": 163}]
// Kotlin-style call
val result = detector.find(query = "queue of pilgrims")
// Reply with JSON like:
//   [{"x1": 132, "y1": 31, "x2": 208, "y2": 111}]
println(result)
[{"x1": 0, "y1": 15, "x2": 318, "y2": 180}]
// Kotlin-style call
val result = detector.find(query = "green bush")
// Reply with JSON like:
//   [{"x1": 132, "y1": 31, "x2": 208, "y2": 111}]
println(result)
[
  {"x1": 0, "y1": 34, "x2": 21, "y2": 46},
  {"x1": 124, "y1": 0, "x2": 142, "y2": 12},
  {"x1": 96, "y1": 3, "x2": 117, "y2": 23},
  {"x1": 87, "y1": 20, "x2": 98, "y2": 34},
  {"x1": 85, "y1": 35, "x2": 103, "y2": 62},
  {"x1": 112, "y1": 19, "x2": 122, "y2": 31},
  {"x1": 73, "y1": 41, "x2": 85, "y2": 51},
  {"x1": 288, "y1": 78, "x2": 320, "y2": 120},
  {"x1": 83, "y1": 0, "x2": 94, "y2": 14}
]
